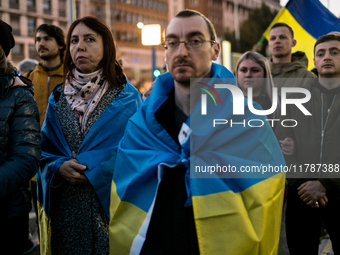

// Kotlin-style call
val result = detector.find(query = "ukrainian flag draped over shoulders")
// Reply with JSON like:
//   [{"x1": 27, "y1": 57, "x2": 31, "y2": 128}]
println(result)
[
  {"x1": 262, "y1": 0, "x2": 340, "y2": 70},
  {"x1": 110, "y1": 63, "x2": 286, "y2": 254},
  {"x1": 36, "y1": 81, "x2": 142, "y2": 255}
]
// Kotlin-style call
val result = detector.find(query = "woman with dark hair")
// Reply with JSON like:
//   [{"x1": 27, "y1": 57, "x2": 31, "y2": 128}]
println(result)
[
  {"x1": 36, "y1": 16, "x2": 142, "y2": 254},
  {"x1": 0, "y1": 20, "x2": 41, "y2": 254}
]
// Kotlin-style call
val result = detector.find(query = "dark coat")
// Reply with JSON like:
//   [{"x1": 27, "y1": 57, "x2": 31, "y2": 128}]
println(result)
[
  {"x1": 0, "y1": 76, "x2": 41, "y2": 218},
  {"x1": 275, "y1": 79, "x2": 340, "y2": 201}
]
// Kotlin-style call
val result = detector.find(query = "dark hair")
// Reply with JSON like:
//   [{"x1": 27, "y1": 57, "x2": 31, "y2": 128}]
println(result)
[
  {"x1": 314, "y1": 33, "x2": 340, "y2": 55},
  {"x1": 64, "y1": 16, "x2": 126, "y2": 87},
  {"x1": 0, "y1": 45, "x2": 16, "y2": 98},
  {"x1": 36, "y1": 24, "x2": 66, "y2": 60},
  {"x1": 175, "y1": 10, "x2": 216, "y2": 41},
  {"x1": 270, "y1": 22, "x2": 294, "y2": 38}
]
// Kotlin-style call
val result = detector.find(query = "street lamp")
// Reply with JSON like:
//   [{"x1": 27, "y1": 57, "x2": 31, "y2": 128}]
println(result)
[{"x1": 141, "y1": 24, "x2": 161, "y2": 81}]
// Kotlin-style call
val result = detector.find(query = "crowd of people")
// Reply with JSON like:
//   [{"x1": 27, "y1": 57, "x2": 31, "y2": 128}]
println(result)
[{"x1": 0, "y1": 8, "x2": 339, "y2": 255}]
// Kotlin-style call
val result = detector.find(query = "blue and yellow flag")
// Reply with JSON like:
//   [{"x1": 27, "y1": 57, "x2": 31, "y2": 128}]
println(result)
[
  {"x1": 110, "y1": 63, "x2": 286, "y2": 255},
  {"x1": 36, "y1": 82, "x2": 142, "y2": 254},
  {"x1": 262, "y1": 0, "x2": 340, "y2": 70}
]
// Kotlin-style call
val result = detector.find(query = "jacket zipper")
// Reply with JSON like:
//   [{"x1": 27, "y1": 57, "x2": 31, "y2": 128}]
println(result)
[
  {"x1": 320, "y1": 93, "x2": 336, "y2": 164},
  {"x1": 48, "y1": 76, "x2": 51, "y2": 99}
]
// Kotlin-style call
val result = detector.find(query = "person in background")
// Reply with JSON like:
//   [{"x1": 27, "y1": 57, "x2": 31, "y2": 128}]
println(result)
[
  {"x1": 25, "y1": 24, "x2": 66, "y2": 127},
  {"x1": 235, "y1": 51, "x2": 294, "y2": 152},
  {"x1": 235, "y1": 51, "x2": 281, "y2": 124},
  {"x1": 18, "y1": 58, "x2": 38, "y2": 75},
  {"x1": 268, "y1": 22, "x2": 315, "y2": 92},
  {"x1": 24, "y1": 25, "x2": 66, "y2": 245},
  {"x1": 0, "y1": 20, "x2": 41, "y2": 255},
  {"x1": 275, "y1": 33, "x2": 340, "y2": 255},
  {"x1": 36, "y1": 16, "x2": 142, "y2": 255}
]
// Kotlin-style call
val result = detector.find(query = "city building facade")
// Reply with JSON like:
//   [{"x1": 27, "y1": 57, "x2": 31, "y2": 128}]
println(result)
[{"x1": 1, "y1": 0, "x2": 280, "y2": 84}]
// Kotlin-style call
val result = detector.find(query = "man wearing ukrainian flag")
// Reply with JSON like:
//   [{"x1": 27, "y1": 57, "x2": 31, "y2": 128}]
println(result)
[{"x1": 110, "y1": 10, "x2": 286, "y2": 255}]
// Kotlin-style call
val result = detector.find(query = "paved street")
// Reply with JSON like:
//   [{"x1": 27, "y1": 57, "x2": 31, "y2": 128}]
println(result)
[
  {"x1": 278, "y1": 206, "x2": 334, "y2": 255},
  {"x1": 28, "y1": 211, "x2": 40, "y2": 255},
  {"x1": 26, "y1": 206, "x2": 334, "y2": 255}
]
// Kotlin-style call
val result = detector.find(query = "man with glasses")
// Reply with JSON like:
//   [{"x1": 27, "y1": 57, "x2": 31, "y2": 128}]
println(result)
[{"x1": 109, "y1": 10, "x2": 285, "y2": 254}]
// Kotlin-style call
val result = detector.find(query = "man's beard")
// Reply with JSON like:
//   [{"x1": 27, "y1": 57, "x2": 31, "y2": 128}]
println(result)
[
  {"x1": 273, "y1": 51, "x2": 290, "y2": 59},
  {"x1": 174, "y1": 75, "x2": 191, "y2": 87},
  {"x1": 39, "y1": 50, "x2": 59, "y2": 61},
  {"x1": 171, "y1": 57, "x2": 194, "y2": 87}
]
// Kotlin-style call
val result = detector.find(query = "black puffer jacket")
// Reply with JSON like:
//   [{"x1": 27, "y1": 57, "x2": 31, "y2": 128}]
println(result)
[{"x1": 0, "y1": 76, "x2": 41, "y2": 218}]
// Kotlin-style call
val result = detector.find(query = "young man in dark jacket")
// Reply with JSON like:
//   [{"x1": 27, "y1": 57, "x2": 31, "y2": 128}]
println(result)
[
  {"x1": 275, "y1": 33, "x2": 340, "y2": 255},
  {"x1": 0, "y1": 20, "x2": 41, "y2": 254}
]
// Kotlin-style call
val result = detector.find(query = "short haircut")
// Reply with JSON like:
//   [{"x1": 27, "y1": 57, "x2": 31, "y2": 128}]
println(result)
[
  {"x1": 36, "y1": 24, "x2": 66, "y2": 60},
  {"x1": 175, "y1": 10, "x2": 216, "y2": 41},
  {"x1": 314, "y1": 33, "x2": 340, "y2": 55},
  {"x1": 270, "y1": 22, "x2": 294, "y2": 38}
]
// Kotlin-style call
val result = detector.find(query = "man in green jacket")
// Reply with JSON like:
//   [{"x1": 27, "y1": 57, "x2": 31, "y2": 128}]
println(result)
[
  {"x1": 275, "y1": 33, "x2": 340, "y2": 255},
  {"x1": 268, "y1": 22, "x2": 315, "y2": 93}
]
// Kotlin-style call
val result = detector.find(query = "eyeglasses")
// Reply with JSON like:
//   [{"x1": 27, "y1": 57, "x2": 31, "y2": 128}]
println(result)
[{"x1": 162, "y1": 38, "x2": 216, "y2": 51}]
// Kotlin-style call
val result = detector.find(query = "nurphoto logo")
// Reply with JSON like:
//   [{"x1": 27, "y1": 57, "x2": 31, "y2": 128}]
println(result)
[{"x1": 199, "y1": 83, "x2": 312, "y2": 128}]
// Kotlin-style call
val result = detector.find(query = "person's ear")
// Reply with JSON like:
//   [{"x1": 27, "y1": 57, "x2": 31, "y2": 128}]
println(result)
[
  {"x1": 212, "y1": 43, "x2": 220, "y2": 61},
  {"x1": 292, "y1": 39, "x2": 297, "y2": 47}
]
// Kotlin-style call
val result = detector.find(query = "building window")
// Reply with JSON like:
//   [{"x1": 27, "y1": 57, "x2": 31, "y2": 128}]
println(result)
[
  {"x1": 127, "y1": 13, "x2": 131, "y2": 23},
  {"x1": 143, "y1": 0, "x2": 147, "y2": 8},
  {"x1": 132, "y1": 0, "x2": 137, "y2": 5},
  {"x1": 44, "y1": 19, "x2": 53, "y2": 24},
  {"x1": 132, "y1": 14, "x2": 137, "y2": 25},
  {"x1": 75, "y1": 1, "x2": 80, "y2": 19},
  {"x1": 11, "y1": 43, "x2": 24, "y2": 61},
  {"x1": 133, "y1": 33, "x2": 138, "y2": 43},
  {"x1": 10, "y1": 0, "x2": 19, "y2": 9},
  {"x1": 29, "y1": 44, "x2": 39, "y2": 60},
  {"x1": 59, "y1": 0, "x2": 67, "y2": 17},
  {"x1": 121, "y1": 32, "x2": 126, "y2": 42},
  {"x1": 115, "y1": 31, "x2": 121, "y2": 41},
  {"x1": 153, "y1": 1, "x2": 158, "y2": 10},
  {"x1": 127, "y1": 32, "x2": 132, "y2": 42},
  {"x1": 138, "y1": 0, "x2": 142, "y2": 7},
  {"x1": 60, "y1": 22, "x2": 67, "y2": 33},
  {"x1": 121, "y1": 12, "x2": 126, "y2": 23},
  {"x1": 190, "y1": 0, "x2": 197, "y2": 6},
  {"x1": 10, "y1": 14, "x2": 20, "y2": 36},
  {"x1": 43, "y1": 0, "x2": 51, "y2": 15},
  {"x1": 28, "y1": 17, "x2": 36, "y2": 37},
  {"x1": 148, "y1": 0, "x2": 152, "y2": 9},
  {"x1": 115, "y1": 10, "x2": 120, "y2": 21},
  {"x1": 27, "y1": 0, "x2": 36, "y2": 12}
]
